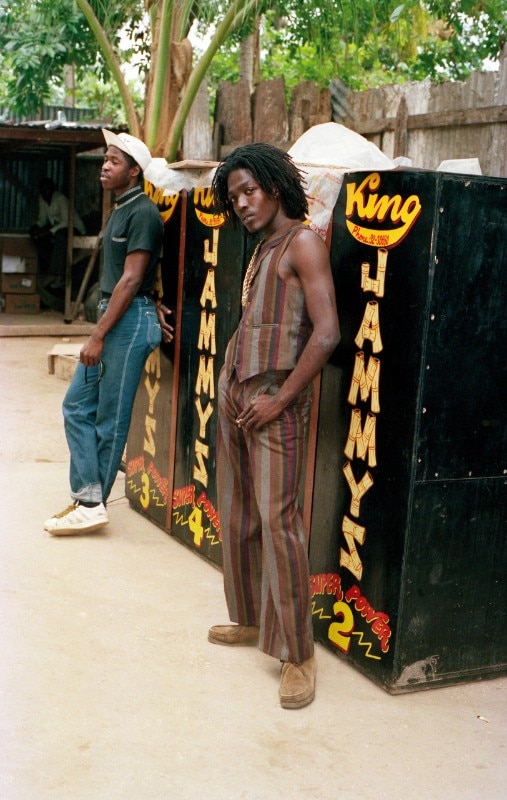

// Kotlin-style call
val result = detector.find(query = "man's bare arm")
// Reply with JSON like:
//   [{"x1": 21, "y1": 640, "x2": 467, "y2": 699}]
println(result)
[{"x1": 237, "y1": 229, "x2": 340, "y2": 431}]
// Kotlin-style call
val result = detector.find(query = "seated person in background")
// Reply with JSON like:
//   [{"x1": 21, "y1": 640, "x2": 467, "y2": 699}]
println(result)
[{"x1": 30, "y1": 177, "x2": 85, "y2": 289}]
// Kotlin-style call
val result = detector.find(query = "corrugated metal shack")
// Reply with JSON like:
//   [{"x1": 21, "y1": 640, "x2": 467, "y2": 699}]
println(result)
[{"x1": 0, "y1": 108, "x2": 111, "y2": 320}]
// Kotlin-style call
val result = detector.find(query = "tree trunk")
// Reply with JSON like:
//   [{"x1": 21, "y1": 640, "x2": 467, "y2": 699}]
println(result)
[
  {"x1": 64, "y1": 65, "x2": 75, "y2": 108},
  {"x1": 239, "y1": 17, "x2": 260, "y2": 94},
  {"x1": 144, "y1": 2, "x2": 193, "y2": 157}
]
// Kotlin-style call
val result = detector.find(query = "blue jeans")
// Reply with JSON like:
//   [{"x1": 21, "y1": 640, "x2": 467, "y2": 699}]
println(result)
[{"x1": 62, "y1": 296, "x2": 161, "y2": 504}]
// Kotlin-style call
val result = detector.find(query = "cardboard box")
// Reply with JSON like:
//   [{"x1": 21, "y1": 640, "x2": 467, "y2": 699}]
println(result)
[
  {"x1": 0, "y1": 236, "x2": 38, "y2": 258},
  {"x1": 1, "y1": 236, "x2": 38, "y2": 273},
  {"x1": 0, "y1": 273, "x2": 37, "y2": 294},
  {"x1": 0, "y1": 293, "x2": 40, "y2": 314}
]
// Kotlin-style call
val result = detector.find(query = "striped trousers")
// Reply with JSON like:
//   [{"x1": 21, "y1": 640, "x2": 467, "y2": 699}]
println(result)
[{"x1": 216, "y1": 367, "x2": 314, "y2": 664}]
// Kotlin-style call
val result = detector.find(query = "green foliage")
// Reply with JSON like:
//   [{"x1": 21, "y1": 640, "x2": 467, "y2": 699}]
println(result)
[
  {"x1": 422, "y1": 0, "x2": 507, "y2": 79},
  {"x1": 0, "y1": 0, "x2": 147, "y2": 117},
  {"x1": 50, "y1": 73, "x2": 144, "y2": 126},
  {"x1": 207, "y1": 0, "x2": 507, "y2": 93},
  {"x1": 0, "y1": 0, "x2": 505, "y2": 147},
  {"x1": 0, "y1": 0, "x2": 98, "y2": 114}
]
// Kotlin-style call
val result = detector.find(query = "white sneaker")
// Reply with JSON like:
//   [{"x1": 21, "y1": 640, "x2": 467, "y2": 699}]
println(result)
[{"x1": 44, "y1": 502, "x2": 109, "y2": 535}]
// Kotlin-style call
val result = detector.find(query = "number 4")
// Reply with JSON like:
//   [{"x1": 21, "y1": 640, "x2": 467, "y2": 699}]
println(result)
[{"x1": 188, "y1": 506, "x2": 204, "y2": 547}]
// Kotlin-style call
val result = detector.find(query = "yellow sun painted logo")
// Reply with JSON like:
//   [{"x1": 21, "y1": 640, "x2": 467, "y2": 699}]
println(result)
[
  {"x1": 195, "y1": 207, "x2": 226, "y2": 228},
  {"x1": 346, "y1": 173, "x2": 422, "y2": 248}
]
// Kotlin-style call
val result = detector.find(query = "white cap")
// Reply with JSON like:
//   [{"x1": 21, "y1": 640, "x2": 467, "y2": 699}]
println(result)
[{"x1": 102, "y1": 129, "x2": 152, "y2": 172}]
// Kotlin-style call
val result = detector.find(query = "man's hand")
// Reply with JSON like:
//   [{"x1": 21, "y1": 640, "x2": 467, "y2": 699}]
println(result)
[
  {"x1": 236, "y1": 393, "x2": 284, "y2": 432},
  {"x1": 157, "y1": 304, "x2": 174, "y2": 343},
  {"x1": 80, "y1": 332, "x2": 104, "y2": 366}
]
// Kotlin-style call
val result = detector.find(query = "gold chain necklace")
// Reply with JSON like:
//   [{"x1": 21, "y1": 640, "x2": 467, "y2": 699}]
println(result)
[
  {"x1": 240, "y1": 223, "x2": 302, "y2": 308},
  {"x1": 241, "y1": 241, "x2": 263, "y2": 307}
]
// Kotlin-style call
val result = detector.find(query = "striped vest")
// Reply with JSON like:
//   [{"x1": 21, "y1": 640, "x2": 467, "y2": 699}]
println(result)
[{"x1": 225, "y1": 224, "x2": 312, "y2": 382}]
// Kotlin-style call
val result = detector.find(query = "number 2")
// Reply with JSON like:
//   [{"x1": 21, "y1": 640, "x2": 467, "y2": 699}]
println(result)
[{"x1": 328, "y1": 601, "x2": 354, "y2": 653}]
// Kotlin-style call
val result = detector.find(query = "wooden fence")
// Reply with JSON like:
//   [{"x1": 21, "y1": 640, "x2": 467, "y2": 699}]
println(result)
[{"x1": 185, "y1": 45, "x2": 506, "y2": 178}]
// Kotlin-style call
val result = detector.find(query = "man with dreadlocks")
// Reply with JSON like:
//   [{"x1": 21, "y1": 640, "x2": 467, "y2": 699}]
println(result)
[{"x1": 207, "y1": 143, "x2": 340, "y2": 709}]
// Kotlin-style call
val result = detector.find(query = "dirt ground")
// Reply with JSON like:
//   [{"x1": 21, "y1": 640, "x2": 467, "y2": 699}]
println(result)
[{"x1": 1, "y1": 334, "x2": 505, "y2": 800}]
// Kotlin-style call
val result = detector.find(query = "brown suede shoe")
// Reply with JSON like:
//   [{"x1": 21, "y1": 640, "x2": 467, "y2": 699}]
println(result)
[
  {"x1": 279, "y1": 655, "x2": 316, "y2": 709},
  {"x1": 208, "y1": 624, "x2": 260, "y2": 646}
]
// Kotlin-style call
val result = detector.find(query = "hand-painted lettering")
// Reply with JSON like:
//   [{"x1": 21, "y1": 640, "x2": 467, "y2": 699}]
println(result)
[
  {"x1": 347, "y1": 351, "x2": 381, "y2": 412},
  {"x1": 203, "y1": 229, "x2": 219, "y2": 268},
  {"x1": 195, "y1": 355, "x2": 215, "y2": 399},
  {"x1": 172, "y1": 484, "x2": 196, "y2": 509},
  {"x1": 336, "y1": 215, "x2": 402, "y2": 658},
  {"x1": 200, "y1": 269, "x2": 217, "y2": 307},
  {"x1": 344, "y1": 409, "x2": 377, "y2": 467},
  {"x1": 339, "y1": 515, "x2": 366, "y2": 579},
  {"x1": 355, "y1": 300, "x2": 383, "y2": 353},
  {"x1": 345, "y1": 585, "x2": 392, "y2": 653},
  {"x1": 194, "y1": 397, "x2": 214, "y2": 439},
  {"x1": 143, "y1": 416, "x2": 156, "y2": 457},
  {"x1": 345, "y1": 173, "x2": 421, "y2": 247},
  {"x1": 193, "y1": 439, "x2": 209, "y2": 487},
  {"x1": 310, "y1": 572, "x2": 344, "y2": 601},
  {"x1": 197, "y1": 311, "x2": 216, "y2": 355},
  {"x1": 192, "y1": 224, "x2": 221, "y2": 495},
  {"x1": 361, "y1": 249, "x2": 387, "y2": 297},
  {"x1": 144, "y1": 374, "x2": 161, "y2": 415}
]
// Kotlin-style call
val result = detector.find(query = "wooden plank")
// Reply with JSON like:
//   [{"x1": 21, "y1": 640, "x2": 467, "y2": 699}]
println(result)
[
  {"x1": 0, "y1": 126, "x2": 105, "y2": 150},
  {"x1": 356, "y1": 104, "x2": 507, "y2": 135},
  {"x1": 289, "y1": 81, "x2": 331, "y2": 141},
  {"x1": 183, "y1": 81, "x2": 213, "y2": 160},
  {"x1": 73, "y1": 236, "x2": 99, "y2": 250},
  {"x1": 394, "y1": 95, "x2": 408, "y2": 157},
  {"x1": 214, "y1": 79, "x2": 252, "y2": 145},
  {"x1": 252, "y1": 78, "x2": 288, "y2": 143}
]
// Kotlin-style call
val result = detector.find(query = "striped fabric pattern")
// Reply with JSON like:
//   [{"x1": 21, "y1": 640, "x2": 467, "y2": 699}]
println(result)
[
  {"x1": 216, "y1": 224, "x2": 316, "y2": 663},
  {"x1": 225, "y1": 225, "x2": 312, "y2": 383},
  {"x1": 217, "y1": 369, "x2": 314, "y2": 663}
]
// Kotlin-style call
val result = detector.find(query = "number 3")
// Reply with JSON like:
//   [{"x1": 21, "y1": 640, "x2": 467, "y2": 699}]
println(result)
[{"x1": 140, "y1": 472, "x2": 150, "y2": 510}]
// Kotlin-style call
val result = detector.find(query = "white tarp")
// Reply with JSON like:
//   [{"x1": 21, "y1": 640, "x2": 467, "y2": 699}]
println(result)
[
  {"x1": 288, "y1": 123, "x2": 395, "y2": 237},
  {"x1": 144, "y1": 122, "x2": 398, "y2": 237}
]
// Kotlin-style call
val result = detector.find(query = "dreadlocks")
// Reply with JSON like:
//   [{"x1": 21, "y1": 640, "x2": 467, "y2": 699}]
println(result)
[{"x1": 211, "y1": 143, "x2": 308, "y2": 225}]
